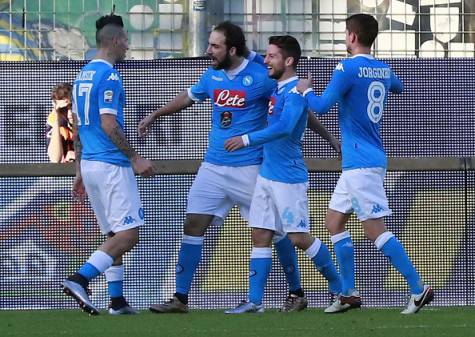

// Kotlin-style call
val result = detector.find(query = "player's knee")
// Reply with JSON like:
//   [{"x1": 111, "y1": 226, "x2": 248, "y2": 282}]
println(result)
[
  {"x1": 184, "y1": 214, "x2": 212, "y2": 236},
  {"x1": 287, "y1": 233, "x2": 311, "y2": 250},
  {"x1": 251, "y1": 228, "x2": 273, "y2": 247}
]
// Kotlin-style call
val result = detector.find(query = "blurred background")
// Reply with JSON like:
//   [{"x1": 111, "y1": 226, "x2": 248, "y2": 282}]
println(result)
[{"x1": 0, "y1": 0, "x2": 474, "y2": 60}]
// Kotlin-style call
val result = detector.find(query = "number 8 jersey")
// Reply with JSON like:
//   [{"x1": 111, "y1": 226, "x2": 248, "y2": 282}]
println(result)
[
  {"x1": 72, "y1": 59, "x2": 129, "y2": 166},
  {"x1": 304, "y1": 54, "x2": 403, "y2": 170}
]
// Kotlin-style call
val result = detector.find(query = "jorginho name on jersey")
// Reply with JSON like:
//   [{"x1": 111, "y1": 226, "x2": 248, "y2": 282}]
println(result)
[
  {"x1": 305, "y1": 54, "x2": 403, "y2": 170},
  {"x1": 247, "y1": 77, "x2": 308, "y2": 184},
  {"x1": 72, "y1": 59, "x2": 130, "y2": 167},
  {"x1": 188, "y1": 58, "x2": 275, "y2": 166}
]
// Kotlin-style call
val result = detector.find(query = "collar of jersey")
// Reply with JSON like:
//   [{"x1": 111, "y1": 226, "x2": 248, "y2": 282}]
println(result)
[
  {"x1": 350, "y1": 54, "x2": 374, "y2": 60},
  {"x1": 90, "y1": 58, "x2": 113, "y2": 68},
  {"x1": 277, "y1": 75, "x2": 298, "y2": 89},
  {"x1": 223, "y1": 58, "x2": 249, "y2": 80}
]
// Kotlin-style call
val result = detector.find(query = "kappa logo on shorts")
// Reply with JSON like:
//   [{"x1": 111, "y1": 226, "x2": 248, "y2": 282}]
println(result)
[
  {"x1": 123, "y1": 215, "x2": 136, "y2": 225},
  {"x1": 297, "y1": 220, "x2": 308, "y2": 229},
  {"x1": 371, "y1": 204, "x2": 384, "y2": 214}
]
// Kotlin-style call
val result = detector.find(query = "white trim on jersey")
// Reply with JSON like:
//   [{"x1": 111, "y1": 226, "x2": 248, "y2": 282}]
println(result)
[{"x1": 99, "y1": 108, "x2": 118, "y2": 115}]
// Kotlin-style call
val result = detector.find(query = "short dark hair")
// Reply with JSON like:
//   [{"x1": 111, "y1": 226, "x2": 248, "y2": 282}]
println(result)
[
  {"x1": 213, "y1": 21, "x2": 248, "y2": 57},
  {"x1": 51, "y1": 83, "x2": 72, "y2": 100},
  {"x1": 268, "y1": 35, "x2": 301, "y2": 68},
  {"x1": 95, "y1": 14, "x2": 124, "y2": 46},
  {"x1": 346, "y1": 14, "x2": 379, "y2": 47}
]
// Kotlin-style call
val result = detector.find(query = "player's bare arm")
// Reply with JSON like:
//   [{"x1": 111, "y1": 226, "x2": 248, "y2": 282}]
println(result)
[
  {"x1": 138, "y1": 91, "x2": 194, "y2": 137},
  {"x1": 101, "y1": 114, "x2": 156, "y2": 177},
  {"x1": 306, "y1": 112, "x2": 341, "y2": 155},
  {"x1": 72, "y1": 113, "x2": 86, "y2": 202}
]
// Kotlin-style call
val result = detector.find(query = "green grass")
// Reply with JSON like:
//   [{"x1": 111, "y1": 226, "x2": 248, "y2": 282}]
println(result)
[{"x1": 0, "y1": 308, "x2": 474, "y2": 337}]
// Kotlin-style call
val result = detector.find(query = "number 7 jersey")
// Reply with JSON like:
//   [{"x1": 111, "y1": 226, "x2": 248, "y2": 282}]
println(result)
[
  {"x1": 72, "y1": 59, "x2": 130, "y2": 167},
  {"x1": 305, "y1": 54, "x2": 403, "y2": 170}
]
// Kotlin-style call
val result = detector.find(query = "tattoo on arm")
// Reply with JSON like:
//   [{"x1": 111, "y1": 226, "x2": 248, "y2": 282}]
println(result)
[{"x1": 107, "y1": 125, "x2": 137, "y2": 160}]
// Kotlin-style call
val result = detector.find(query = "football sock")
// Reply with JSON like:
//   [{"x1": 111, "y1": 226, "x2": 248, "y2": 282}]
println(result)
[
  {"x1": 331, "y1": 231, "x2": 356, "y2": 296},
  {"x1": 105, "y1": 264, "x2": 124, "y2": 299},
  {"x1": 78, "y1": 250, "x2": 114, "y2": 281},
  {"x1": 306, "y1": 238, "x2": 342, "y2": 294},
  {"x1": 376, "y1": 232, "x2": 424, "y2": 294},
  {"x1": 175, "y1": 235, "x2": 204, "y2": 298},
  {"x1": 274, "y1": 235, "x2": 302, "y2": 293},
  {"x1": 249, "y1": 247, "x2": 272, "y2": 306}
]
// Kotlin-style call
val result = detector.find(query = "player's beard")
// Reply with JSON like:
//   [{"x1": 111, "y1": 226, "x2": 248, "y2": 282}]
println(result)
[
  {"x1": 269, "y1": 66, "x2": 285, "y2": 80},
  {"x1": 213, "y1": 52, "x2": 232, "y2": 70}
]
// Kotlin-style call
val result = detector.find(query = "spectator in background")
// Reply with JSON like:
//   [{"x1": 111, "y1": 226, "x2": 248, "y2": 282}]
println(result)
[{"x1": 46, "y1": 83, "x2": 75, "y2": 163}]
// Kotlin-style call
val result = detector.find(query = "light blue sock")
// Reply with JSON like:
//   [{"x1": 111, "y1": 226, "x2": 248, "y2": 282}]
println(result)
[
  {"x1": 105, "y1": 265, "x2": 124, "y2": 298},
  {"x1": 249, "y1": 247, "x2": 272, "y2": 305},
  {"x1": 332, "y1": 231, "x2": 355, "y2": 296},
  {"x1": 175, "y1": 235, "x2": 204, "y2": 295},
  {"x1": 307, "y1": 239, "x2": 342, "y2": 294},
  {"x1": 78, "y1": 250, "x2": 114, "y2": 281},
  {"x1": 274, "y1": 235, "x2": 302, "y2": 292},
  {"x1": 377, "y1": 232, "x2": 424, "y2": 294}
]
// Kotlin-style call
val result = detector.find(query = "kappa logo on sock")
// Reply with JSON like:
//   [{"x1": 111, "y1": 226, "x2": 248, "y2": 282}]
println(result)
[
  {"x1": 175, "y1": 264, "x2": 184, "y2": 274},
  {"x1": 284, "y1": 265, "x2": 295, "y2": 274},
  {"x1": 249, "y1": 270, "x2": 257, "y2": 277}
]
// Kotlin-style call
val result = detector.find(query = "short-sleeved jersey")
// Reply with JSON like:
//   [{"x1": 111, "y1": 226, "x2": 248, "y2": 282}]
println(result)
[
  {"x1": 248, "y1": 77, "x2": 308, "y2": 183},
  {"x1": 72, "y1": 59, "x2": 130, "y2": 166},
  {"x1": 188, "y1": 59, "x2": 275, "y2": 166},
  {"x1": 305, "y1": 54, "x2": 403, "y2": 170}
]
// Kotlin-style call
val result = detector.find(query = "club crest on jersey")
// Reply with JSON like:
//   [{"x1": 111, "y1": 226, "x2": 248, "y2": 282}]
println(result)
[
  {"x1": 268, "y1": 96, "x2": 276, "y2": 115},
  {"x1": 214, "y1": 89, "x2": 246, "y2": 108},
  {"x1": 104, "y1": 90, "x2": 114, "y2": 103},
  {"x1": 242, "y1": 75, "x2": 253, "y2": 86},
  {"x1": 220, "y1": 111, "x2": 232, "y2": 128}
]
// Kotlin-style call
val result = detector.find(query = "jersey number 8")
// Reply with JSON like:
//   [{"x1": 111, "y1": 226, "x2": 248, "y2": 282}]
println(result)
[{"x1": 367, "y1": 81, "x2": 386, "y2": 123}]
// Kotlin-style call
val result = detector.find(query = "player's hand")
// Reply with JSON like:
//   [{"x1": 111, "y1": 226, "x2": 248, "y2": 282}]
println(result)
[
  {"x1": 132, "y1": 155, "x2": 156, "y2": 177},
  {"x1": 137, "y1": 113, "x2": 157, "y2": 138},
  {"x1": 72, "y1": 175, "x2": 86, "y2": 203},
  {"x1": 296, "y1": 72, "x2": 313, "y2": 94},
  {"x1": 224, "y1": 136, "x2": 245, "y2": 152}
]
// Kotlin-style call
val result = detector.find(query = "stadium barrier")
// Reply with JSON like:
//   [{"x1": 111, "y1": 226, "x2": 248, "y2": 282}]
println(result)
[{"x1": 1, "y1": 158, "x2": 474, "y2": 309}]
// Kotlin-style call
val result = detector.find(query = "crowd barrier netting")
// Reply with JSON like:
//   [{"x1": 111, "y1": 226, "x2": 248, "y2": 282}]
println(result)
[{"x1": 0, "y1": 58, "x2": 474, "y2": 309}]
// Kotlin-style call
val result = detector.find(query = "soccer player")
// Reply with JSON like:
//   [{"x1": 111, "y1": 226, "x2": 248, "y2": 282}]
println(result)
[
  {"x1": 139, "y1": 21, "x2": 340, "y2": 313},
  {"x1": 61, "y1": 14, "x2": 155, "y2": 315},
  {"x1": 223, "y1": 35, "x2": 342, "y2": 314},
  {"x1": 296, "y1": 14, "x2": 434, "y2": 314}
]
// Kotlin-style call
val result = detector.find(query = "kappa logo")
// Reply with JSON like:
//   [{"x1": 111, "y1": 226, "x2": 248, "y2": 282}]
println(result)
[
  {"x1": 335, "y1": 63, "x2": 344, "y2": 72},
  {"x1": 211, "y1": 75, "x2": 223, "y2": 81},
  {"x1": 107, "y1": 72, "x2": 120, "y2": 81},
  {"x1": 289, "y1": 86, "x2": 300, "y2": 94},
  {"x1": 123, "y1": 215, "x2": 136, "y2": 225}
]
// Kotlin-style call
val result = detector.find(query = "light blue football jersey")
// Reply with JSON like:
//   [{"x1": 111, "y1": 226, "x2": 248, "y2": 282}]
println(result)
[
  {"x1": 72, "y1": 59, "x2": 130, "y2": 166},
  {"x1": 305, "y1": 54, "x2": 403, "y2": 170},
  {"x1": 189, "y1": 58, "x2": 276, "y2": 166},
  {"x1": 247, "y1": 77, "x2": 308, "y2": 183}
]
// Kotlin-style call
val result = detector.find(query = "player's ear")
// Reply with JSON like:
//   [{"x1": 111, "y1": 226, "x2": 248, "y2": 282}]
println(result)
[
  {"x1": 229, "y1": 46, "x2": 237, "y2": 57},
  {"x1": 285, "y1": 56, "x2": 294, "y2": 67}
]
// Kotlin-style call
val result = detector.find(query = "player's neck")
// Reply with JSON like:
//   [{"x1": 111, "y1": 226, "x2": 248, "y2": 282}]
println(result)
[
  {"x1": 226, "y1": 56, "x2": 245, "y2": 71},
  {"x1": 94, "y1": 49, "x2": 117, "y2": 66},
  {"x1": 350, "y1": 45, "x2": 372, "y2": 56},
  {"x1": 277, "y1": 69, "x2": 297, "y2": 83}
]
